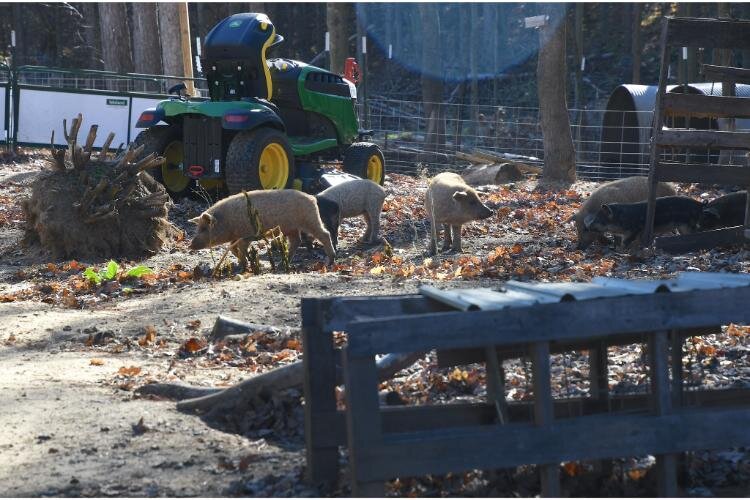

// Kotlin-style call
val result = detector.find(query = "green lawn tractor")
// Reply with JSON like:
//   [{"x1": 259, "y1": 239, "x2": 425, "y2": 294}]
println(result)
[{"x1": 133, "y1": 12, "x2": 385, "y2": 198}]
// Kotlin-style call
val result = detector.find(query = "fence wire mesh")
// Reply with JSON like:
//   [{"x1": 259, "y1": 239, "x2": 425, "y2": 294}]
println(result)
[
  {"x1": 14, "y1": 67, "x2": 210, "y2": 97},
  {"x1": 363, "y1": 98, "x2": 658, "y2": 181}
]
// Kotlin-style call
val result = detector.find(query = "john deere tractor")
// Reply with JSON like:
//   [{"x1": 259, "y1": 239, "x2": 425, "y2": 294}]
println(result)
[{"x1": 133, "y1": 12, "x2": 384, "y2": 197}]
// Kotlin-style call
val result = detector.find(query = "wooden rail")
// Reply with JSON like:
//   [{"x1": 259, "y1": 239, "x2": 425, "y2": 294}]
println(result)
[{"x1": 302, "y1": 286, "x2": 750, "y2": 496}]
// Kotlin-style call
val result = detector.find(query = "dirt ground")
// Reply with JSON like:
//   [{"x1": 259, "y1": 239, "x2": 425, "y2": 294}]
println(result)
[{"x1": 1, "y1": 150, "x2": 749, "y2": 497}]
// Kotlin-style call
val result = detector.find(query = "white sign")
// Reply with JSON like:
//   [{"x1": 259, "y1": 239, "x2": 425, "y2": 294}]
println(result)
[
  {"x1": 17, "y1": 89, "x2": 131, "y2": 147},
  {"x1": 524, "y1": 15, "x2": 548, "y2": 29},
  {"x1": 581, "y1": 57, "x2": 586, "y2": 72},
  {"x1": 325, "y1": 31, "x2": 330, "y2": 51},
  {"x1": 388, "y1": 44, "x2": 393, "y2": 59},
  {"x1": 682, "y1": 47, "x2": 688, "y2": 60},
  {"x1": 361, "y1": 36, "x2": 367, "y2": 54},
  {"x1": 10, "y1": 30, "x2": 15, "y2": 48}
]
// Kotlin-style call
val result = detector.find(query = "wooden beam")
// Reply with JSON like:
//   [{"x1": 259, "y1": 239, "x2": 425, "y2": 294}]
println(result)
[
  {"x1": 655, "y1": 129, "x2": 750, "y2": 150},
  {"x1": 703, "y1": 64, "x2": 750, "y2": 85},
  {"x1": 654, "y1": 226, "x2": 746, "y2": 253},
  {"x1": 531, "y1": 342, "x2": 560, "y2": 497},
  {"x1": 663, "y1": 93, "x2": 750, "y2": 119},
  {"x1": 301, "y1": 299, "x2": 340, "y2": 485},
  {"x1": 343, "y1": 351, "x2": 386, "y2": 497},
  {"x1": 177, "y1": 2, "x2": 195, "y2": 96},
  {"x1": 310, "y1": 388, "x2": 750, "y2": 448},
  {"x1": 666, "y1": 17, "x2": 750, "y2": 50},
  {"x1": 353, "y1": 407, "x2": 750, "y2": 482},
  {"x1": 649, "y1": 331, "x2": 678, "y2": 496},
  {"x1": 346, "y1": 287, "x2": 750, "y2": 357},
  {"x1": 655, "y1": 163, "x2": 750, "y2": 185}
]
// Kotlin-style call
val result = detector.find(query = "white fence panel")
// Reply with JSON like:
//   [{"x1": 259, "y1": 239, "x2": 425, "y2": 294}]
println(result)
[
  {"x1": 16, "y1": 89, "x2": 131, "y2": 147},
  {"x1": 0, "y1": 85, "x2": 7, "y2": 144},
  {"x1": 129, "y1": 96, "x2": 169, "y2": 143}
]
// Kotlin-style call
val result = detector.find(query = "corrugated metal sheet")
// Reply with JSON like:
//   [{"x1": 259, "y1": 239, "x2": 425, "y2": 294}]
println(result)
[{"x1": 419, "y1": 272, "x2": 750, "y2": 312}]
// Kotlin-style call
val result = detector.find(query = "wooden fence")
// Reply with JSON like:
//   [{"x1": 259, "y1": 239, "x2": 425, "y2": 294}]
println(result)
[{"x1": 302, "y1": 283, "x2": 750, "y2": 496}]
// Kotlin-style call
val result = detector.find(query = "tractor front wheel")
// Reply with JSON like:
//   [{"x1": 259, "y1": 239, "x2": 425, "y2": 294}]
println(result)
[
  {"x1": 132, "y1": 126, "x2": 194, "y2": 198},
  {"x1": 343, "y1": 142, "x2": 385, "y2": 185},
  {"x1": 225, "y1": 128, "x2": 295, "y2": 194}
]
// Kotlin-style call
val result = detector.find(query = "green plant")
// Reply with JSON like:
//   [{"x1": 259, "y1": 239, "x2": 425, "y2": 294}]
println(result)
[{"x1": 82, "y1": 260, "x2": 154, "y2": 285}]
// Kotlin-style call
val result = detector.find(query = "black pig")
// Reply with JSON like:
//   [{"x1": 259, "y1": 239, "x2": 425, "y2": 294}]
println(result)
[{"x1": 586, "y1": 196, "x2": 703, "y2": 248}]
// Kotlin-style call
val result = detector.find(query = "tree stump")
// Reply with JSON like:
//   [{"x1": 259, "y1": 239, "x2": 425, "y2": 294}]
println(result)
[{"x1": 22, "y1": 114, "x2": 180, "y2": 259}]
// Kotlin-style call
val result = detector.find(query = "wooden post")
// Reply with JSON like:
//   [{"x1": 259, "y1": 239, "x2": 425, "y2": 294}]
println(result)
[
  {"x1": 484, "y1": 347, "x2": 508, "y2": 423},
  {"x1": 177, "y1": 2, "x2": 195, "y2": 96},
  {"x1": 531, "y1": 342, "x2": 560, "y2": 497},
  {"x1": 643, "y1": 17, "x2": 671, "y2": 246},
  {"x1": 649, "y1": 330, "x2": 678, "y2": 497},
  {"x1": 670, "y1": 330, "x2": 683, "y2": 408},
  {"x1": 588, "y1": 341, "x2": 609, "y2": 408},
  {"x1": 302, "y1": 299, "x2": 340, "y2": 485},
  {"x1": 343, "y1": 347, "x2": 385, "y2": 497}
]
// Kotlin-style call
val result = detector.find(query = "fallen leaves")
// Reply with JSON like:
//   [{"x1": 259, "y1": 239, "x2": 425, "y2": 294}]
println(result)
[
  {"x1": 180, "y1": 337, "x2": 207, "y2": 355},
  {"x1": 118, "y1": 366, "x2": 141, "y2": 377},
  {"x1": 138, "y1": 325, "x2": 157, "y2": 346},
  {"x1": 89, "y1": 358, "x2": 105, "y2": 366}
]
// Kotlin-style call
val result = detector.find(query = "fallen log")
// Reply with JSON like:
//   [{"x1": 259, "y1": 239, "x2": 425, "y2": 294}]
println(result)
[
  {"x1": 456, "y1": 150, "x2": 543, "y2": 175},
  {"x1": 209, "y1": 315, "x2": 298, "y2": 341},
  {"x1": 135, "y1": 383, "x2": 220, "y2": 400},
  {"x1": 461, "y1": 163, "x2": 524, "y2": 185},
  {"x1": 174, "y1": 351, "x2": 425, "y2": 413}
]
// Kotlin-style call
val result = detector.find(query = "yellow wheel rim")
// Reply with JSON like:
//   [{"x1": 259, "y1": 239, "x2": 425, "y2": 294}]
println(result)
[
  {"x1": 258, "y1": 142, "x2": 289, "y2": 189},
  {"x1": 367, "y1": 154, "x2": 383, "y2": 183},
  {"x1": 161, "y1": 141, "x2": 191, "y2": 193}
]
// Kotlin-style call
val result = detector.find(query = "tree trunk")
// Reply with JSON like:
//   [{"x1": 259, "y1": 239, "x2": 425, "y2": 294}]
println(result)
[
  {"x1": 81, "y1": 3, "x2": 102, "y2": 70},
  {"x1": 132, "y1": 3, "x2": 163, "y2": 76},
  {"x1": 419, "y1": 4, "x2": 445, "y2": 153},
  {"x1": 470, "y1": 3, "x2": 479, "y2": 123},
  {"x1": 537, "y1": 5, "x2": 576, "y2": 183},
  {"x1": 158, "y1": 2, "x2": 184, "y2": 86},
  {"x1": 631, "y1": 3, "x2": 641, "y2": 84},
  {"x1": 98, "y1": 3, "x2": 134, "y2": 74},
  {"x1": 327, "y1": 3, "x2": 353, "y2": 75},
  {"x1": 11, "y1": 3, "x2": 27, "y2": 65}
]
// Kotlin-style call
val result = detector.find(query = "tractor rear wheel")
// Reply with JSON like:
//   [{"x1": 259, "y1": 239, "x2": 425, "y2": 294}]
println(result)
[
  {"x1": 225, "y1": 128, "x2": 295, "y2": 193},
  {"x1": 343, "y1": 142, "x2": 385, "y2": 185},
  {"x1": 132, "y1": 126, "x2": 194, "y2": 198}
]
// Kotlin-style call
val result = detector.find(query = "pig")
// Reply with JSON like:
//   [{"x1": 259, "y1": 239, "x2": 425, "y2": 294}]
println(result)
[
  {"x1": 425, "y1": 172, "x2": 494, "y2": 254},
  {"x1": 700, "y1": 191, "x2": 747, "y2": 230},
  {"x1": 570, "y1": 176, "x2": 677, "y2": 250},
  {"x1": 188, "y1": 189, "x2": 335, "y2": 269},
  {"x1": 316, "y1": 179, "x2": 386, "y2": 246},
  {"x1": 586, "y1": 196, "x2": 703, "y2": 249}
]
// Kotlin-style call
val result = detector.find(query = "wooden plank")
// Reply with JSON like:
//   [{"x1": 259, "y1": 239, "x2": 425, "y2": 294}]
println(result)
[
  {"x1": 301, "y1": 298, "x2": 340, "y2": 485},
  {"x1": 484, "y1": 347, "x2": 508, "y2": 423},
  {"x1": 588, "y1": 341, "x2": 609, "y2": 404},
  {"x1": 703, "y1": 64, "x2": 750, "y2": 85},
  {"x1": 437, "y1": 327, "x2": 719, "y2": 370},
  {"x1": 354, "y1": 407, "x2": 750, "y2": 482},
  {"x1": 644, "y1": 16, "x2": 673, "y2": 245},
  {"x1": 531, "y1": 342, "x2": 560, "y2": 497},
  {"x1": 662, "y1": 93, "x2": 750, "y2": 119},
  {"x1": 311, "y1": 387, "x2": 750, "y2": 447},
  {"x1": 671, "y1": 331, "x2": 684, "y2": 408},
  {"x1": 654, "y1": 163, "x2": 750, "y2": 185},
  {"x1": 655, "y1": 129, "x2": 750, "y2": 150},
  {"x1": 343, "y1": 350, "x2": 385, "y2": 497},
  {"x1": 666, "y1": 17, "x2": 750, "y2": 50},
  {"x1": 324, "y1": 295, "x2": 451, "y2": 331},
  {"x1": 649, "y1": 331, "x2": 678, "y2": 497},
  {"x1": 345, "y1": 287, "x2": 750, "y2": 357},
  {"x1": 655, "y1": 226, "x2": 746, "y2": 253}
]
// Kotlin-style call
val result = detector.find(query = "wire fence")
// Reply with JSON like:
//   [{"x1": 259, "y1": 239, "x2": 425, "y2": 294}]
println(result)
[
  {"x1": 14, "y1": 66, "x2": 210, "y2": 97},
  {"x1": 362, "y1": 98, "x2": 659, "y2": 181}
]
